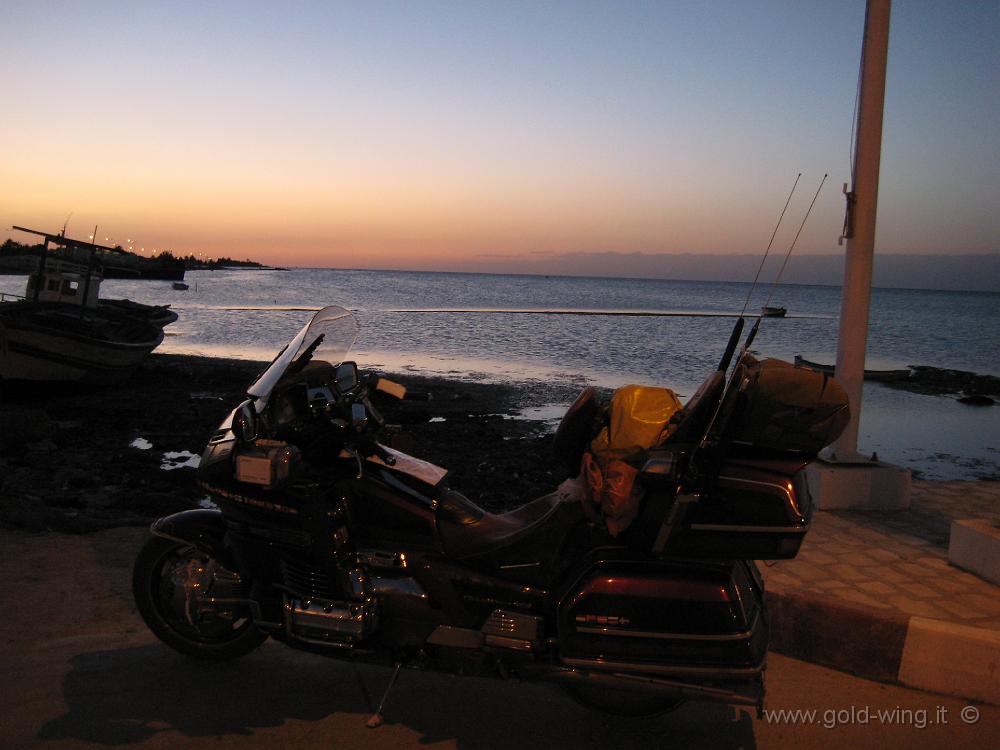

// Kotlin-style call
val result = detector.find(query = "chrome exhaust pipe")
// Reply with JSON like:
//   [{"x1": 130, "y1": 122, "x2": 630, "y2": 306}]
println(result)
[{"x1": 542, "y1": 668, "x2": 762, "y2": 708}]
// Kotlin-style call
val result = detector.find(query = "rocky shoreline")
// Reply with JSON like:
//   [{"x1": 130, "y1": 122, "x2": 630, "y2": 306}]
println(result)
[
  {"x1": 887, "y1": 365, "x2": 1000, "y2": 403},
  {"x1": 0, "y1": 353, "x2": 583, "y2": 533},
  {"x1": 2, "y1": 353, "x2": 997, "y2": 533}
]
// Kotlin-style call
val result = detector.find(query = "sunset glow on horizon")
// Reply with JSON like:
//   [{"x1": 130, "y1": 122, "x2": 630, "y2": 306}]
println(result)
[{"x1": 2, "y1": 1, "x2": 997, "y2": 273}]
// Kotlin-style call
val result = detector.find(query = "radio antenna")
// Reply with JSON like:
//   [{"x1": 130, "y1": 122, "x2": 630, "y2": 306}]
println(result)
[
  {"x1": 740, "y1": 173, "x2": 828, "y2": 355},
  {"x1": 696, "y1": 173, "x2": 828, "y2": 456},
  {"x1": 738, "y1": 173, "x2": 801, "y2": 319},
  {"x1": 716, "y1": 172, "x2": 801, "y2": 374}
]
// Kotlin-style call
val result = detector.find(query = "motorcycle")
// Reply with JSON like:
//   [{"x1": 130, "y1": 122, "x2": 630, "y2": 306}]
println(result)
[{"x1": 133, "y1": 304, "x2": 846, "y2": 722}]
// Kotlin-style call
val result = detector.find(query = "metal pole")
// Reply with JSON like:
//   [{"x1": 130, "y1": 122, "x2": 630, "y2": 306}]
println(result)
[
  {"x1": 80, "y1": 225, "x2": 98, "y2": 316},
  {"x1": 33, "y1": 238, "x2": 49, "y2": 302},
  {"x1": 830, "y1": 0, "x2": 891, "y2": 462}
]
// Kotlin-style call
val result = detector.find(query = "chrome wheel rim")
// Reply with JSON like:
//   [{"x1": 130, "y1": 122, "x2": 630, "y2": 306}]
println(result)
[{"x1": 152, "y1": 545, "x2": 253, "y2": 644}]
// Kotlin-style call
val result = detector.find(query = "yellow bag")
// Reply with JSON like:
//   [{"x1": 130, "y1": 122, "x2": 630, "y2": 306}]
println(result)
[
  {"x1": 590, "y1": 385, "x2": 683, "y2": 459},
  {"x1": 585, "y1": 385, "x2": 682, "y2": 536}
]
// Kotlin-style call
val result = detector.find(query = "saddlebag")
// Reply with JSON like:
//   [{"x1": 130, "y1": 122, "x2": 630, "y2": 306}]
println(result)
[
  {"x1": 559, "y1": 557, "x2": 766, "y2": 677},
  {"x1": 627, "y1": 451, "x2": 813, "y2": 559}
]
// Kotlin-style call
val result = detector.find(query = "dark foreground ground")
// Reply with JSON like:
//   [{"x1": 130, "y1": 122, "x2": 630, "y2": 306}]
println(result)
[
  {"x1": 2, "y1": 526, "x2": 998, "y2": 750},
  {"x1": 0, "y1": 353, "x2": 584, "y2": 532}
]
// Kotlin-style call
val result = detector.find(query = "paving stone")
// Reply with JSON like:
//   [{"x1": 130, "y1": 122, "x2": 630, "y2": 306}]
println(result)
[
  {"x1": 763, "y1": 573, "x2": 801, "y2": 590},
  {"x1": 865, "y1": 548, "x2": 902, "y2": 562},
  {"x1": 952, "y1": 593, "x2": 1000, "y2": 616},
  {"x1": 822, "y1": 579, "x2": 852, "y2": 590},
  {"x1": 934, "y1": 598, "x2": 988, "y2": 621},
  {"x1": 897, "y1": 582, "x2": 940, "y2": 599},
  {"x1": 821, "y1": 539, "x2": 855, "y2": 554},
  {"x1": 947, "y1": 568, "x2": 996, "y2": 587},
  {"x1": 871, "y1": 566, "x2": 910, "y2": 584},
  {"x1": 917, "y1": 553, "x2": 952, "y2": 566},
  {"x1": 931, "y1": 577, "x2": 975, "y2": 593},
  {"x1": 798, "y1": 549, "x2": 838, "y2": 566},
  {"x1": 830, "y1": 589, "x2": 894, "y2": 610},
  {"x1": 784, "y1": 561, "x2": 826, "y2": 581},
  {"x1": 853, "y1": 528, "x2": 895, "y2": 545},
  {"x1": 846, "y1": 551, "x2": 891, "y2": 567},
  {"x1": 895, "y1": 562, "x2": 935, "y2": 579},
  {"x1": 826, "y1": 532, "x2": 865, "y2": 547},
  {"x1": 887, "y1": 596, "x2": 949, "y2": 619},
  {"x1": 857, "y1": 580, "x2": 897, "y2": 596},
  {"x1": 770, "y1": 480, "x2": 1000, "y2": 628},
  {"x1": 828, "y1": 564, "x2": 870, "y2": 582}
]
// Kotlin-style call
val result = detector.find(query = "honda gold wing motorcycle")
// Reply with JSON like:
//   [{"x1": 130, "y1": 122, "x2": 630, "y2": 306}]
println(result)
[{"x1": 134, "y1": 304, "x2": 848, "y2": 721}]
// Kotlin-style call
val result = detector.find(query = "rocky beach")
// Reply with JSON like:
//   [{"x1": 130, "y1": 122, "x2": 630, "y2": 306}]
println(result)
[
  {"x1": 2, "y1": 349, "x2": 999, "y2": 534},
  {"x1": 0, "y1": 353, "x2": 585, "y2": 533}
]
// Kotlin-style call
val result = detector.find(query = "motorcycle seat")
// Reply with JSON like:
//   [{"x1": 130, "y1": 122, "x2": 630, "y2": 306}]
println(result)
[{"x1": 436, "y1": 480, "x2": 588, "y2": 569}]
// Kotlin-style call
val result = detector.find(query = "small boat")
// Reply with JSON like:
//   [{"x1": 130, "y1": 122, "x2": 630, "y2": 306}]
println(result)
[
  {"x1": 794, "y1": 355, "x2": 911, "y2": 383},
  {"x1": 762, "y1": 306, "x2": 787, "y2": 317},
  {"x1": 0, "y1": 227, "x2": 164, "y2": 383},
  {"x1": 172, "y1": 282, "x2": 189, "y2": 291}
]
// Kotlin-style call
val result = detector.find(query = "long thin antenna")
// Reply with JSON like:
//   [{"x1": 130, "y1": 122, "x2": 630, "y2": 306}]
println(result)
[
  {"x1": 716, "y1": 172, "x2": 802, "y2": 375},
  {"x1": 760, "y1": 174, "x2": 828, "y2": 313},
  {"x1": 738, "y1": 173, "x2": 802, "y2": 318},
  {"x1": 738, "y1": 174, "x2": 829, "y2": 361},
  {"x1": 696, "y1": 173, "x2": 829, "y2": 454}
]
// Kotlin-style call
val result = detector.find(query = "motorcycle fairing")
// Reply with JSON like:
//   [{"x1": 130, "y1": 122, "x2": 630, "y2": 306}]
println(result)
[
  {"x1": 247, "y1": 305, "x2": 358, "y2": 410},
  {"x1": 150, "y1": 508, "x2": 236, "y2": 569}
]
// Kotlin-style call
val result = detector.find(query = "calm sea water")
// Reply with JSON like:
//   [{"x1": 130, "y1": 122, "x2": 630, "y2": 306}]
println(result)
[{"x1": 3, "y1": 269, "x2": 998, "y2": 479}]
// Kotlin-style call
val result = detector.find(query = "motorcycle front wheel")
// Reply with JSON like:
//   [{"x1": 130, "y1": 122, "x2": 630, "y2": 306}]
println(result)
[{"x1": 133, "y1": 535, "x2": 267, "y2": 660}]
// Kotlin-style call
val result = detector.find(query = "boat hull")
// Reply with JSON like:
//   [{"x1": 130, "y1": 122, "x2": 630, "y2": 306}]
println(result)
[
  {"x1": 99, "y1": 298, "x2": 179, "y2": 328},
  {"x1": 793, "y1": 355, "x2": 911, "y2": 383},
  {"x1": 0, "y1": 303, "x2": 163, "y2": 383}
]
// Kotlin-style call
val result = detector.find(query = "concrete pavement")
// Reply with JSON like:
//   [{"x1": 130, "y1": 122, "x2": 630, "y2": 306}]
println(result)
[{"x1": 762, "y1": 480, "x2": 1000, "y2": 705}]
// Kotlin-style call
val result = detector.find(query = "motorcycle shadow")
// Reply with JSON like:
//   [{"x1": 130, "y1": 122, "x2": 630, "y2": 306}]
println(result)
[{"x1": 38, "y1": 642, "x2": 757, "y2": 748}]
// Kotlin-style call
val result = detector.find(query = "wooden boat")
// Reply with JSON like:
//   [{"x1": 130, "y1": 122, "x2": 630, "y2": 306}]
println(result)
[
  {"x1": 0, "y1": 227, "x2": 164, "y2": 383},
  {"x1": 172, "y1": 281, "x2": 189, "y2": 291},
  {"x1": 762, "y1": 306, "x2": 787, "y2": 317},
  {"x1": 793, "y1": 355, "x2": 911, "y2": 383},
  {"x1": 0, "y1": 302, "x2": 164, "y2": 382}
]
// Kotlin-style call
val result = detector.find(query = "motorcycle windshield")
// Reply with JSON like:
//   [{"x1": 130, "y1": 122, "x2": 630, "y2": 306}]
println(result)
[{"x1": 246, "y1": 305, "x2": 358, "y2": 408}]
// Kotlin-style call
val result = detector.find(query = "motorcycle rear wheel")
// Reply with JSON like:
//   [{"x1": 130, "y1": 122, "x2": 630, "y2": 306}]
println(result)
[
  {"x1": 133, "y1": 535, "x2": 267, "y2": 660},
  {"x1": 561, "y1": 683, "x2": 684, "y2": 718}
]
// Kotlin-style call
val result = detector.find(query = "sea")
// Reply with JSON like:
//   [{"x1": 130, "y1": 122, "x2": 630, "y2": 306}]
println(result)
[{"x1": 3, "y1": 268, "x2": 998, "y2": 480}]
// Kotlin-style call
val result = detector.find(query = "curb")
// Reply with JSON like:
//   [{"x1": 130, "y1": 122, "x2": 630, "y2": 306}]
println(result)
[{"x1": 766, "y1": 588, "x2": 1000, "y2": 706}]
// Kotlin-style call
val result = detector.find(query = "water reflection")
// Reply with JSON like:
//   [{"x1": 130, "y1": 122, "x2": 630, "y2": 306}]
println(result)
[{"x1": 2, "y1": 269, "x2": 997, "y2": 479}]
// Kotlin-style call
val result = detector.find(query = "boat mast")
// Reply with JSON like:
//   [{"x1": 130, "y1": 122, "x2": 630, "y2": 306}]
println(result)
[
  {"x1": 80, "y1": 224, "x2": 99, "y2": 316},
  {"x1": 828, "y1": 0, "x2": 891, "y2": 462},
  {"x1": 33, "y1": 238, "x2": 49, "y2": 303}
]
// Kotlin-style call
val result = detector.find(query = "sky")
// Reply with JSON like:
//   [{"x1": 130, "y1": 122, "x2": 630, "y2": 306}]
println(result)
[{"x1": 1, "y1": 1, "x2": 997, "y2": 273}]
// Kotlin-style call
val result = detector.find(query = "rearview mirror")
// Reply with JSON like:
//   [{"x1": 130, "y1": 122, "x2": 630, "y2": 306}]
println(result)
[
  {"x1": 334, "y1": 361, "x2": 359, "y2": 393},
  {"x1": 231, "y1": 399, "x2": 258, "y2": 443}
]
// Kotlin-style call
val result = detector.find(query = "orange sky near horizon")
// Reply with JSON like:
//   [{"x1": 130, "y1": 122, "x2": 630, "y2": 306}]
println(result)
[{"x1": 2, "y1": 2, "x2": 997, "y2": 272}]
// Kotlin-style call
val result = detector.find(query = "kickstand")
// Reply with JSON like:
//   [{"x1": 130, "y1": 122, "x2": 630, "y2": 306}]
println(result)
[{"x1": 366, "y1": 662, "x2": 403, "y2": 729}]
